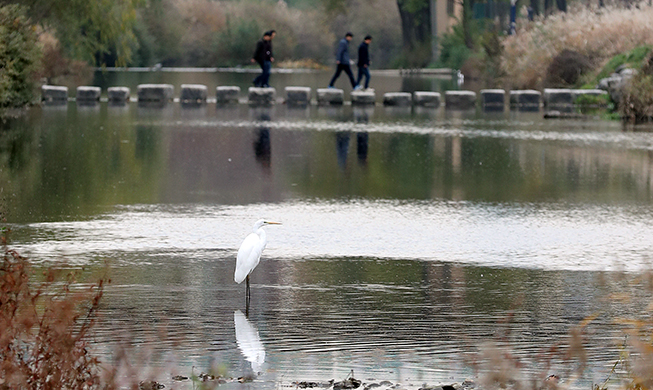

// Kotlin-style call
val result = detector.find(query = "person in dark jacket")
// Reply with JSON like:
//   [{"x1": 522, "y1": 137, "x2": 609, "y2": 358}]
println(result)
[
  {"x1": 356, "y1": 35, "x2": 372, "y2": 90},
  {"x1": 252, "y1": 31, "x2": 274, "y2": 87},
  {"x1": 328, "y1": 32, "x2": 357, "y2": 89}
]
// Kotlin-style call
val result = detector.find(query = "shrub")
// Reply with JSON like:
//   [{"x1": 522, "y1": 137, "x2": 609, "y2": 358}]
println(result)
[
  {"x1": 619, "y1": 74, "x2": 653, "y2": 123},
  {"x1": 544, "y1": 49, "x2": 594, "y2": 86},
  {"x1": 437, "y1": 29, "x2": 472, "y2": 71},
  {"x1": 212, "y1": 17, "x2": 262, "y2": 67},
  {"x1": 0, "y1": 247, "x2": 106, "y2": 389},
  {"x1": 39, "y1": 32, "x2": 93, "y2": 85},
  {"x1": 0, "y1": 5, "x2": 41, "y2": 109},
  {"x1": 595, "y1": 45, "x2": 652, "y2": 81}
]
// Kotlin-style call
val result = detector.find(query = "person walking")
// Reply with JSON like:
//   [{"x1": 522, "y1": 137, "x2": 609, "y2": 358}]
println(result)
[
  {"x1": 252, "y1": 31, "x2": 274, "y2": 88},
  {"x1": 328, "y1": 32, "x2": 358, "y2": 89},
  {"x1": 356, "y1": 35, "x2": 372, "y2": 90}
]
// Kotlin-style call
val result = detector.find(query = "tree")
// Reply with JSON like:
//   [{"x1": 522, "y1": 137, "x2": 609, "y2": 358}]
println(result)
[
  {"x1": 0, "y1": 0, "x2": 143, "y2": 65},
  {"x1": 0, "y1": 5, "x2": 40, "y2": 108},
  {"x1": 396, "y1": 0, "x2": 432, "y2": 67}
]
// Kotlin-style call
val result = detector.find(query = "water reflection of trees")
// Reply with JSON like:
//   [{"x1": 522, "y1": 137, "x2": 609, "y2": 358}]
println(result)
[{"x1": 3, "y1": 109, "x2": 653, "y2": 221}]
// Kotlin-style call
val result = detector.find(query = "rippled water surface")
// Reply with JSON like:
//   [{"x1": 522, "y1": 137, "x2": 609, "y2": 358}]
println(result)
[{"x1": 2, "y1": 81, "x2": 653, "y2": 388}]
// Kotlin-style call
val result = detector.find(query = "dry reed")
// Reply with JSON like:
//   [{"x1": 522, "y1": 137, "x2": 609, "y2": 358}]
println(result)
[{"x1": 502, "y1": 3, "x2": 653, "y2": 89}]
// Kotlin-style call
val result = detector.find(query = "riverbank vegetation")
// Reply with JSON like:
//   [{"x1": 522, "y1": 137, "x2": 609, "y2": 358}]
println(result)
[
  {"x1": 0, "y1": 245, "x2": 107, "y2": 388},
  {"x1": 501, "y1": 2, "x2": 653, "y2": 90},
  {"x1": 4, "y1": 0, "x2": 653, "y2": 119},
  {"x1": 0, "y1": 6, "x2": 40, "y2": 111}
]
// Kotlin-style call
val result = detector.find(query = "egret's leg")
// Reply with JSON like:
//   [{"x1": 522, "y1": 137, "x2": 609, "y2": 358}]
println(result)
[{"x1": 246, "y1": 275, "x2": 251, "y2": 303}]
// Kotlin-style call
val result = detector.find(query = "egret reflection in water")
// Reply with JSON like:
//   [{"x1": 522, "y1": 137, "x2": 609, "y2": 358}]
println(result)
[{"x1": 234, "y1": 310, "x2": 266, "y2": 374}]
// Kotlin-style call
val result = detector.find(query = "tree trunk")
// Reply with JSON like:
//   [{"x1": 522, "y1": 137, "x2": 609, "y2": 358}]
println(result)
[
  {"x1": 462, "y1": 0, "x2": 474, "y2": 48},
  {"x1": 396, "y1": 0, "x2": 432, "y2": 67},
  {"x1": 544, "y1": 0, "x2": 551, "y2": 15},
  {"x1": 530, "y1": 0, "x2": 539, "y2": 16}
]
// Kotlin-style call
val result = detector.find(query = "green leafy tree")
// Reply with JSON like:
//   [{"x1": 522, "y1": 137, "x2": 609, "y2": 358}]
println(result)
[
  {"x1": 396, "y1": 0, "x2": 432, "y2": 67},
  {"x1": 0, "y1": 5, "x2": 40, "y2": 108},
  {"x1": 0, "y1": 0, "x2": 143, "y2": 65}
]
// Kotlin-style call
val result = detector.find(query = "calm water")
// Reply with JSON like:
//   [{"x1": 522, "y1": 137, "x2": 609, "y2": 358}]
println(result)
[{"x1": 2, "y1": 71, "x2": 653, "y2": 388}]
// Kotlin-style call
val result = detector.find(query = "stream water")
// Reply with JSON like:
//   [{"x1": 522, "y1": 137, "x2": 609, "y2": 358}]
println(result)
[{"x1": 2, "y1": 70, "x2": 653, "y2": 389}]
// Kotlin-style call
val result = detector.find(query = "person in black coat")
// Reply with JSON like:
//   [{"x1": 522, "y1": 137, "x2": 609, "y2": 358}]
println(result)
[
  {"x1": 356, "y1": 35, "x2": 372, "y2": 90},
  {"x1": 252, "y1": 31, "x2": 274, "y2": 87}
]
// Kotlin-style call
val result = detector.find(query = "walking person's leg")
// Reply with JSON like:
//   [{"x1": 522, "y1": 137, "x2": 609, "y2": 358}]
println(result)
[
  {"x1": 329, "y1": 64, "x2": 344, "y2": 87},
  {"x1": 356, "y1": 66, "x2": 364, "y2": 87},
  {"x1": 261, "y1": 61, "x2": 271, "y2": 87},
  {"x1": 253, "y1": 62, "x2": 265, "y2": 87},
  {"x1": 344, "y1": 65, "x2": 356, "y2": 88},
  {"x1": 363, "y1": 67, "x2": 371, "y2": 89}
]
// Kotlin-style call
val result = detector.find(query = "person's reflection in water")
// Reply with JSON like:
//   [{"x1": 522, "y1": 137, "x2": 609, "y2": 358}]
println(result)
[
  {"x1": 353, "y1": 107, "x2": 371, "y2": 167},
  {"x1": 253, "y1": 110, "x2": 271, "y2": 173},
  {"x1": 234, "y1": 310, "x2": 266, "y2": 377},
  {"x1": 336, "y1": 132, "x2": 351, "y2": 170},
  {"x1": 356, "y1": 132, "x2": 368, "y2": 166},
  {"x1": 254, "y1": 128, "x2": 271, "y2": 170},
  {"x1": 354, "y1": 107, "x2": 374, "y2": 166}
]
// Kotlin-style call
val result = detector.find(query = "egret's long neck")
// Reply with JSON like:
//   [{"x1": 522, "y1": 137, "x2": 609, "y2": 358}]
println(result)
[{"x1": 256, "y1": 228, "x2": 267, "y2": 242}]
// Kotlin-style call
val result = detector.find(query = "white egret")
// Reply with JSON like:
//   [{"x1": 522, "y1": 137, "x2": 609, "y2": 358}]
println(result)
[{"x1": 235, "y1": 219, "x2": 281, "y2": 301}]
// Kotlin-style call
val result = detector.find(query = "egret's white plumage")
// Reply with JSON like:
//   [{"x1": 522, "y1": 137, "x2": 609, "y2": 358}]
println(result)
[
  {"x1": 235, "y1": 219, "x2": 280, "y2": 285},
  {"x1": 234, "y1": 310, "x2": 266, "y2": 373}
]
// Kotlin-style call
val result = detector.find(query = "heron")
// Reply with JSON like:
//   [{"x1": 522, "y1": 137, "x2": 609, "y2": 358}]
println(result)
[{"x1": 235, "y1": 219, "x2": 281, "y2": 303}]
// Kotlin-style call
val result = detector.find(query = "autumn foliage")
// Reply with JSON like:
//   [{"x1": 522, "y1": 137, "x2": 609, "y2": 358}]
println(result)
[{"x1": 0, "y1": 248, "x2": 106, "y2": 389}]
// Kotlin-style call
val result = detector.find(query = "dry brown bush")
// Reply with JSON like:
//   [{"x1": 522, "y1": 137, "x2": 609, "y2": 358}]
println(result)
[
  {"x1": 619, "y1": 74, "x2": 653, "y2": 123},
  {"x1": 38, "y1": 31, "x2": 93, "y2": 85},
  {"x1": 0, "y1": 247, "x2": 108, "y2": 389},
  {"x1": 502, "y1": 3, "x2": 653, "y2": 89}
]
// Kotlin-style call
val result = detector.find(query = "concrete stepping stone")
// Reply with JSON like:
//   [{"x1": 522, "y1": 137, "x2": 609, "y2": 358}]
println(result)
[
  {"x1": 317, "y1": 88, "x2": 344, "y2": 105},
  {"x1": 413, "y1": 91, "x2": 441, "y2": 108},
  {"x1": 216, "y1": 86, "x2": 241, "y2": 104},
  {"x1": 383, "y1": 92, "x2": 412, "y2": 106}
]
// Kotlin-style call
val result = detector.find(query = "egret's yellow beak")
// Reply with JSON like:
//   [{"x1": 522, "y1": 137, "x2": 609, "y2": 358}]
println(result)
[{"x1": 265, "y1": 221, "x2": 282, "y2": 225}]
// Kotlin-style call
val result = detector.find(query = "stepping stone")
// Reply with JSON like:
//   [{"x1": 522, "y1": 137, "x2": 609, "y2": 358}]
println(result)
[
  {"x1": 137, "y1": 84, "x2": 174, "y2": 102},
  {"x1": 509, "y1": 90, "x2": 541, "y2": 111},
  {"x1": 180, "y1": 84, "x2": 208, "y2": 104},
  {"x1": 445, "y1": 90, "x2": 476, "y2": 110},
  {"x1": 108, "y1": 87, "x2": 130, "y2": 104},
  {"x1": 413, "y1": 91, "x2": 441, "y2": 108},
  {"x1": 351, "y1": 90, "x2": 375, "y2": 105},
  {"x1": 248, "y1": 87, "x2": 276, "y2": 105},
  {"x1": 480, "y1": 89, "x2": 505, "y2": 111},
  {"x1": 317, "y1": 88, "x2": 344, "y2": 105},
  {"x1": 41, "y1": 85, "x2": 68, "y2": 102},
  {"x1": 76, "y1": 86, "x2": 101, "y2": 103},
  {"x1": 216, "y1": 86, "x2": 240, "y2": 104},
  {"x1": 543, "y1": 88, "x2": 573, "y2": 109},
  {"x1": 383, "y1": 92, "x2": 412, "y2": 106},
  {"x1": 285, "y1": 86, "x2": 311, "y2": 106}
]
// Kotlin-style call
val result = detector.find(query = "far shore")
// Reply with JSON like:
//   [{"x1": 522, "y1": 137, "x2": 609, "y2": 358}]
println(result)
[{"x1": 94, "y1": 66, "x2": 456, "y2": 76}]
